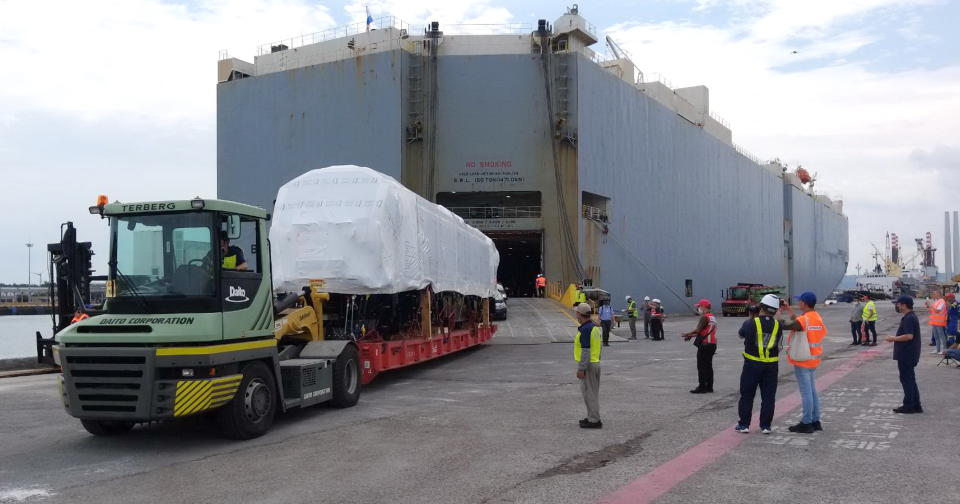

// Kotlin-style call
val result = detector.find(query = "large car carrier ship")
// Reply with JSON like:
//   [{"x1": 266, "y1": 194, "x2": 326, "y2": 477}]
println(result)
[{"x1": 216, "y1": 6, "x2": 849, "y2": 308}]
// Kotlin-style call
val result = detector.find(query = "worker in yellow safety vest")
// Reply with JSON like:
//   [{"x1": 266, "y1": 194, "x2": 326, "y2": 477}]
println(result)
[
  {"x1": 573, "y1": 285, "x2": 587, "y2": 307},
  {"x1": 573, "y1": 302, "x2": 602, "y2": 429},
  {"x1": 735, "y1": 294, "x2": 784, "y2": 434},
  {"x1": 861, "y1": 295, "x2": 878, "y2": 345},
  {"x1": 625, "y1": 296, "x2": 639, "y2": 340},
  {"x1": 219, "y1": 231, "x2": 248, "y2": 271}
]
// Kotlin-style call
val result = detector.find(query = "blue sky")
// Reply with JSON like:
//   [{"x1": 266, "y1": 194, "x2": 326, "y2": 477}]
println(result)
[{"x1": 0, "y1": 0, "x2": 958, "y2": 283}]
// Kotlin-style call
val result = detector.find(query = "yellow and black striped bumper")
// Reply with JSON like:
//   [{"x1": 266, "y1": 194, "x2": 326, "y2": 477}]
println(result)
[{"x1": 173, "y1": 374, "x2": 243, "y2": 417}]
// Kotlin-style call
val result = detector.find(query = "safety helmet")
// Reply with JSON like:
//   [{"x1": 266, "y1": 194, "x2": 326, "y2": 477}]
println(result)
[
  {"x1": 695, "y1": 299, "x2": 711, "y2": 309},
  {"x1": 652, "y1": 298, "x2": 661, "y2": 304},
  {"x1": 760, "y1": 294, "x2": 781, "y2": 310},
  {"x1": 644, "y1": 296, "x2": 651, "y2": 301}
]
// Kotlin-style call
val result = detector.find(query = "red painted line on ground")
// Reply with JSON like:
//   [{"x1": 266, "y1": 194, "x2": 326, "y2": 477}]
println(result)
[{"x1": 598, "y1": 345, "x2": 889, "y2": 504}]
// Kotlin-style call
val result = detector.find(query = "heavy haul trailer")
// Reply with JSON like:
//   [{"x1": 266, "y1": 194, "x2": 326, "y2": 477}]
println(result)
[{"x1": 54, "y1": 166, "x2": 498, "y2": 439}]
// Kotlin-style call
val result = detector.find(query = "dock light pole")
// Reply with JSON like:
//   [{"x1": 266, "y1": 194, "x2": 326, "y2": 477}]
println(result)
[{"x1": 26, "y1": 242, "x2": 33, "y2": 286}]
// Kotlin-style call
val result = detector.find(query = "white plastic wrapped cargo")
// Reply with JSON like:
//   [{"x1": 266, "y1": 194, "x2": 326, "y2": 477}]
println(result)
[{"x1": 270, "y1": 165, "x2": 500, "y2": 298}]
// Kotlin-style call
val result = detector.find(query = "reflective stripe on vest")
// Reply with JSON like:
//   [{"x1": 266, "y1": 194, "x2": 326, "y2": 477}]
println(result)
[
  {"x1": 627, "y1": 300, "x2": 638, "y2": 317},
  {"x1": 862, "y1": 301, "x2": 878, "y2": 322},
  {"x1": 789, "y1": 311, "x2": 826, "y2": 368},
  {"x1": 222, "y1": 254, "x2": 238, "y2": 269},
  {"x1": 930, "y1": 299, "x2": 947, "y2": 326},
  {"x1": 573, "y1": 325, "x2": 603, "y2": 363},
  {"x1": 575, "y1": 291, "x2": 586, "y2": 303},
  {"x1": 699, "y1": 313, "x2": 718, "y2": 344},
  {"x1": 743, "y1": 317, "x2": 779, "y2": 363}
]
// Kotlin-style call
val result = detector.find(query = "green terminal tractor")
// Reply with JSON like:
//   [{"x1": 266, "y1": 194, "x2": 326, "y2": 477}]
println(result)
[{"x1": 53, "y1": 196, "x2": 361, "y2": 439}]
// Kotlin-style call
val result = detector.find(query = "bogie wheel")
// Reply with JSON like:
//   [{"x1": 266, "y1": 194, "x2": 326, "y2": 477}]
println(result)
[
  {"x1": 331, "y1": 345, "x2": 361, "y2": 408},
  {"x1": 81, "y1": 419, "x2": 135, "y2": 436},
  {"x1": 217, "y1": 360, "x2": 277, "y2": 440}
]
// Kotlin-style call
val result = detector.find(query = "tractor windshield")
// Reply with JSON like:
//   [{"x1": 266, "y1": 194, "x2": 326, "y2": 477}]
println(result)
[
  {"x1": 108, "y1": 212, "x2": 218, "y2": 313},
  {"x1": 729, "y1": 287, "x2": 748, "y2": 300}
]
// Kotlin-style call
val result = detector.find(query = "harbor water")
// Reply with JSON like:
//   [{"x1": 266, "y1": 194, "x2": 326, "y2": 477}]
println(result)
[{"x1": 0, "y1": 315, "x2": 51, "y2": 360}]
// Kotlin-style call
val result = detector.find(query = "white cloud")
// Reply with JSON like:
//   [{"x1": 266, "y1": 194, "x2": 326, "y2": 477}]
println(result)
[
  {"x1": 608, "y1": 0, "x2": 960, "y2": 273},
  {"x1": 344, "y1": 0, "x2": 514, "y2": 31},
  {"x1": 0, "y1": 0, "x2": 336, "y2": 123}
]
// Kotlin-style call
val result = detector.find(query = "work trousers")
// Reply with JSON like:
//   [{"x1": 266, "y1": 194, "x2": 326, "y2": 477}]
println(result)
[
  {"x1": 897, "y1": 358, "x2": 921, "y2": 411},
  {"x1": 643, "y1": 317, "x2": 651, "y2": 338},
  {"x1": 738, "y1": 360, "x2": 778, "y2": 429},
  {"x1": 794, "y1": 366, "x2": 821, "y2": 424},
  {"x1": 849, "y1": 321, "x2": 862, "y2": 344},
  {"x1": 863, "y1": 321, "x2": 877, "y2": 344},
  {"x1": 696, "y1": 343, "x2": 716, "y2": 390},
  {"x1": 651, "y1": 319, "x2": 664, "y2": 340},
  {"x1": 628, "y1": 317, "x2": 637, "y2": 339},
  {"x1": 536, "y1": 286, "x2": 544, "y2": 297},
  {"x1": 932, "y1": 325, "x2": 947, "y2": 353},
  {"x1": 580, "y1": 363, "x2": 601, "y2": 422},
  {"x1": 601, "y1": 320, "x2": 612, "y2": 345}
]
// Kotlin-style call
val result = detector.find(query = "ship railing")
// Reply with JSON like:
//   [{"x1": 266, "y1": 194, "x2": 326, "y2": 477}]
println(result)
[
  {"x1": 415, "y1": 23, "x2": 534, "y2": 35},
  {"x1": 708, "y1": 111, "x2": 730, "y2": 129},
  {"x1": 257, "y1": 16, "x2": 413, "y2": 56},
  {"x1": 582, "y1": 205, "x2": 608, "y2": 222},
  {"x1": 733, "y1": 142, "x2": 764, "y2": 165},
  {"x1": 446, "y1": 206, "x2": 542, "y2": 219}
]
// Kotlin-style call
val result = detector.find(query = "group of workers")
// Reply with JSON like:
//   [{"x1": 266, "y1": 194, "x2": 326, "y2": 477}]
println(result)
[{"x1": 573, "y1": 289, "x2": 930, "y2": 431}]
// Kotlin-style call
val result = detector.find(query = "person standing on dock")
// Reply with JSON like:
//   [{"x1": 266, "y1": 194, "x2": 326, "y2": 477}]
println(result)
[
  {"x1": 642, "y1": 296, "x2": 652, "y2": 339},
  {"x1": 683, "y1": 299, "x2": 718, "y2": 394},
  {"x1": 886, "y1": 296, "x2": 923, "y2": 414},
  {"x1": 598, "y1": 299, "x2": 614, "y2": 346},
  {"x1": 946, "y1": 293, "x2": 959, "y2": 346},
  {"x1": 849, "y1": 298, "x2": 863, "y2": 346},
  {"x1": 625, "y1": 296, "x2": 639, "y2": 340},
  {"x1": 735, "y1": 294, "x2": 784, "y2": 434},
  {"x1": 574, "y1": 303, "x2": 602, "y2": 429},
  {"x1": 650, "y1": 299, "x2": 665, "y2": 340},
  {"x1": 861, "y1": 295, "x2": 878, "y2": 346},
  {"x1": 780, "y1": 292, "x2": 826, "y2": 434},
  {"x1": 926, "y1": 289, "x2": 948, "y2": 355}
]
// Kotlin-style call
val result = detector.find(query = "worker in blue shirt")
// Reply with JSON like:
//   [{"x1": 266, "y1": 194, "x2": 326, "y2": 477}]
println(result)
[
  {"x1": 885, "y1": 296, "x2": 922, "y2": 414},
  {"x1": 945, "y1": 293, "x2": 958, "y2": 346},
  {"x1": 598, "y1": 298, "x2": 614, "y2": 347}
]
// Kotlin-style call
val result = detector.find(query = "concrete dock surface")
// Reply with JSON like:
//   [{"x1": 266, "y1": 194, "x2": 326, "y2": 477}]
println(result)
[{"x1": 0, "y1": 300, "x2": 954, "y2": 503}]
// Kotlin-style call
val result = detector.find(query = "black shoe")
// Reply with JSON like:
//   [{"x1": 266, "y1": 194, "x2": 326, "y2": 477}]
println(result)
[
  {"x1": 849, "y1": 342, "x2": 860, "y2": 346},
  {"x1": 579, "y1": 420, "x2": 603, "y2": 429},
  {"x1": 870, "y1": 342, "x2": 878, "y2": 346},
  {"x1": 603, "y1": 343, "x2": 610, "y2": 346},
  {"x1": 893, "y1": 406, "x2": 922, "y2": 414},
  {"x1": 812, "y1": 421, "x2": 822, "y2": 431},
  {"x1": 704, "y1": 388, "x2": 714, "y2": 393},
  {"x1": 788, "y1": 422, "x2": 815, "y2": 433}
]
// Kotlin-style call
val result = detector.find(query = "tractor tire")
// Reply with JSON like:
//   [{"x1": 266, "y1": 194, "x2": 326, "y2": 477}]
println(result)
[
  {"x1": 81, "y1": 419, "x2": 135, "y2": 436},
  {"x1": 330, "y1": 345, "x2": 361, "y2": 408},
  {"x1": 217, "y1": 360, "x2": 277, "y2": 440}
]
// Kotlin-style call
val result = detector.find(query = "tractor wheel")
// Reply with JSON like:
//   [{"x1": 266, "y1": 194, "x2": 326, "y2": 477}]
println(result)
[
  {"x1": 217, "y1": 360, "x2": 277, "y2": 440},
  {"x1": 331, "y1": 345, "x2": 361, "y2": 408}
]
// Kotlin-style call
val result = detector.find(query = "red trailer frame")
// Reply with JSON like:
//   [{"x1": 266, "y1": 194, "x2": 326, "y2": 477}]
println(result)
[{"x1": 358, "y1": 325, "x2": 496, "y2": 384}]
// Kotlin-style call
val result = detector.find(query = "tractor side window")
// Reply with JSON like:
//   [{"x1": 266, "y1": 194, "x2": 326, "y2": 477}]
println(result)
[{"x1": 218, "y1": 215, "x2": 259, "y2": 274}]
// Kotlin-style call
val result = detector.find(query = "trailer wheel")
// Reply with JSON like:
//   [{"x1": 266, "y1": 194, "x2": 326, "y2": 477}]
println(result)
[
  {"x1": 217, "y1": 360, "x2": 277, "y2": 440},
  {"x1": 81, "y1": 419, "x2": 134, "y2": 436},
  {"x1": 331, "y1": 345, "x2": 361, "y2": 408}
]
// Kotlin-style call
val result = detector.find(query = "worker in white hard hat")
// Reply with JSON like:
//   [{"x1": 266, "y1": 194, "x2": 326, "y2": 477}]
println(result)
[
  {"x1": 642, "y1": 296, "x2": 653, "y2": 339},
  {"x1": 650, "y1": 299, "x2": 665, "y2": 340},
  {"x1": 734, "y1": 294, "x2": 784, "y2": 434},
  {"x1": 625, "y1": 296, "x2": 639, "y2": 340}
]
